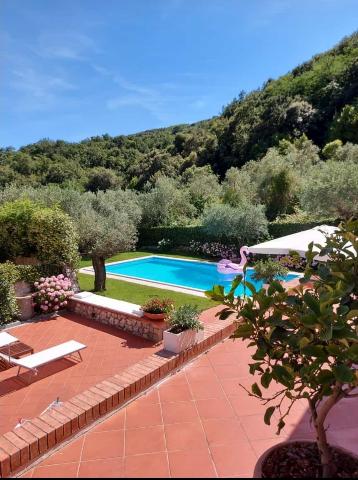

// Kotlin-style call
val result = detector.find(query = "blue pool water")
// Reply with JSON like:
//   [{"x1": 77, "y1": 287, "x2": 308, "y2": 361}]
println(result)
[{"x1": 105, "y1": 256, "x2": 300, "y2": 296}]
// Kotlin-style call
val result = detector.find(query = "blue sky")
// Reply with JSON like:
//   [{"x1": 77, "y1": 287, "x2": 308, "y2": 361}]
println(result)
[{"x1": 1, "y1": 0, "x2": 358, "y2": 148}]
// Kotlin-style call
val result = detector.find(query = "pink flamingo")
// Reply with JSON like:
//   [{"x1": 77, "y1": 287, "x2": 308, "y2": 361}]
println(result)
[{"x1": 217, "y1": 246, "x2": 250, "y2": 274}]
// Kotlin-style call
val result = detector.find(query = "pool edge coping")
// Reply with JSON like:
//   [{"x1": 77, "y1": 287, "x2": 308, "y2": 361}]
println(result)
[{"x1": 79, "y1": 255, "x2": 303, "y2": 297}]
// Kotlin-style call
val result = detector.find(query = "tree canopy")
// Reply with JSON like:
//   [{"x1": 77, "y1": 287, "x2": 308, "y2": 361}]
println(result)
[{"x1": 0, "y1": 32, "x2": 357, "y2": 193}]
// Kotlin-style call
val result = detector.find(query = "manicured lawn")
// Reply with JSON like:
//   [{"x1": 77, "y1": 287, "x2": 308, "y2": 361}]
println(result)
[
  {"x1": 78, "y1": 273, "x2": 217, "y2": 311},
  {"x1": 80, "y1": 250, "x2": 211, "y2": 268}
]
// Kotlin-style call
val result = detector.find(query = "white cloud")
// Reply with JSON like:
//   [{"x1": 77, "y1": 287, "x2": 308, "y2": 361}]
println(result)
[
  {"x1": 92, "y1": 63, "x2": 209, "y2": 122},
  {"x1": 35, "y1": 32, "x2": 99, "y2": 60},
  {"x1": 10, "y1": 67, "x2": 76, "y2": 110}
]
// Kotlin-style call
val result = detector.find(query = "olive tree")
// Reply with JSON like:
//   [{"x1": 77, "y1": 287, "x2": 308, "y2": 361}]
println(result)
[
  {"x1": 181, "y1": 166, "x2": 222, "y2": 215},
  {"x1": 202, "y1": 203, "x2": 268, "y2": 246},
  {"x1": 221, "y1": 167, "x2": 257, "y2": 207},
  {"x1": 140, "y1": 176, "x2": 195, "y2": 227},
  {"x1": 206, "y1": 221, "x2": 358, "y2": 478},
  {"x1": 75, "y1": 190, "x2": 141, "y2": 291},
  {"x1": 299, "y1": 160, "x2": 358, "y2": 218}
]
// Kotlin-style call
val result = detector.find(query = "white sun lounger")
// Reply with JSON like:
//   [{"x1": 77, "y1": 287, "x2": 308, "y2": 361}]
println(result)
[
  {"x1": 0, "y1": 332, "x2": 19, "y2": 349},
  {"x1": 0, "y1": 340, "x2": 86, "y2": 378}
]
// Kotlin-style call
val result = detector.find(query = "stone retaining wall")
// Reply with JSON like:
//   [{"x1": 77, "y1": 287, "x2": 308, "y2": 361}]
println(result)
[{"x1": 68, "y1": 298, "x2": 167, "y2": 343}]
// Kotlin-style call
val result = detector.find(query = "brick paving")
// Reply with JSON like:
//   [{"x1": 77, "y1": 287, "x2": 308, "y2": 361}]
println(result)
[{"x1": 19, "y1": 336, "x2": 358, "y2": 478}]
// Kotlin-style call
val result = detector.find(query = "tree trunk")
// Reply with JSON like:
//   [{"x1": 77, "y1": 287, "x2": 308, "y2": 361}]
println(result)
[
  {"x1": 309, "y1": 387, "x2": 342, "y2": 478},
  {"x1": 92, "y1": 256, "x2": 106, "y2": 291}
]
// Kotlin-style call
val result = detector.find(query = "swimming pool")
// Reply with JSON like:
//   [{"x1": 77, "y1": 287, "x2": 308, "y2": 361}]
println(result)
[{"x1": 105, "y1": 256, "x2": 300, "y2": 296}]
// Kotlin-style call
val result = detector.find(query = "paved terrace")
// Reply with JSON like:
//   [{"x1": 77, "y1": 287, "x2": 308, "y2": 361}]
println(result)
[
  {"x1": 0, "y1": 307, "x2": 222, "y2": 439},
  {"x1": 0, "y1": 313, "x2": 164, "y2": 436},
  {"x1": 19, "y1": 336, "x2": 357, "y2": 478}
]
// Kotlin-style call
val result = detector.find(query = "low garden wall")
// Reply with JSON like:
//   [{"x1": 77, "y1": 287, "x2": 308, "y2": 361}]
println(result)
[{"x1": 68, "y1": 294, "x2": 167, "y2": 343}]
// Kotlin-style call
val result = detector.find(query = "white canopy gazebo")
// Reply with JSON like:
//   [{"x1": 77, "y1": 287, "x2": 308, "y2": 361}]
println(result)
[{"x1": 248, "y1": 225, "x2": 338, "y2": 261}]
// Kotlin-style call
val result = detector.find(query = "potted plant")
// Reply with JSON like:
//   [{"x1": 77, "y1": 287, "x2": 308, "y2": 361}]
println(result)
[
  {"x1": 252, "y1": 258, "x2": 289, "y2": 290},
  {"x1": 206, "y1": 220, "x2": 358, "y2": 478},
  {"x1": 140, "y1": 298, "x2": 174, "y2": 321},
  {"x1": 163, "y1": 304, "x2": 204, "y2": 353}
]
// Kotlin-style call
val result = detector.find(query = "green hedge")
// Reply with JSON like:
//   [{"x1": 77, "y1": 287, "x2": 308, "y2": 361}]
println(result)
[
  {"x1": 139, "y1": 220, "x2": 338, "y2": 248},
  {"x1": 138, "y1": 226, "x2": 215, "y2": 248},
  {"x1": 268, "y1": 220, "x2": 337, "y2": 239}
]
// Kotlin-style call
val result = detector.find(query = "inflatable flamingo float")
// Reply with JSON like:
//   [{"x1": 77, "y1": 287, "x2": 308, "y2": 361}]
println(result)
[{"x1": 217, "y1": 246, "x2": 250, "y2": 274}]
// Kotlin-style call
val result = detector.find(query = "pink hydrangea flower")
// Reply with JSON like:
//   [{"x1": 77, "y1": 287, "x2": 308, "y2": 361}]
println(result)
[{"x1": 33, "y1": 274, "x2": 74, "y2": 314}]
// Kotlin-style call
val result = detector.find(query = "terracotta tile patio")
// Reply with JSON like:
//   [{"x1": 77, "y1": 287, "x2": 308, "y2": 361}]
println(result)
[
  {"x1": 19, "y1": 335, "x2": 358, "y2": 478},
  {"x1": 0, "y1": 312, "x2": 163, "y2": 436}
]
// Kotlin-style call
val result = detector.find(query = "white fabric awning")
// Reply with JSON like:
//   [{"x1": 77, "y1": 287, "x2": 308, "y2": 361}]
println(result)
[{"x1": 248, "y1": 225, "x2": 338, "y2": 259}]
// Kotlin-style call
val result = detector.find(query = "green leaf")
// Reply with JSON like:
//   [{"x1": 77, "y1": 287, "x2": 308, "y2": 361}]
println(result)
[
  {"x1": 327, "y1": 343, "x2": 343, "y2": 356},
  {"x1": 301, "y1": 314, "x2": 318, "y2": 327},
  {"x1": 244, "y1": 280, "x2": 257, "y2": 294},
  {"x1": 299, "y1": 337, "x2": 311, "y2": 349},
  {"x1": 319, "y1": 323, "x2": 333, "y2": 342},
  {"x1": 347, "y1": 310, "x2": 358, "y2": 320},
  {"x1": 205, "y1": 284, "x2": 225, "y2": 301},
  {"x1": 249, "y1": 362, "x2": 263, "y2": 375},
  {"x1": 228, "y1": 275, "x2": 243, "y2": 295},
  {"x1": 272, "y1": 365, "x2": 294, "y2": 388},
  {"x1": 261, "y1": 371, "x2": 272, "y2": 389},
  {"x1": 251, "y1": 383, "x2": 262, "y2": 397},
  {"x1": 234, "y1": 323, "x2": 255, "y2": 338},
  {"x1": 277, "y1": 419, "x2": 286, "y2": 434},
  {"x1": 332, "y1": 364, "x2": 355, "y2": 383},
  {"x1": 347, "y1": 344, "x2": 358, "y2": 362},
  {"x1": 268, "y1": 280, "x2": 285, "y2": 294},
  {"x1": 303, "y1": 293, "x2": 321, "y2": 316},
  {"x1": 317, "y1": 370, "x2": 335, "y2": 384},
  {"x1": 301, "y1": 345, "x2": 327, "y2": 360},
  {"x1": 264, "y1": 406, "x2": 275, "y2": 425}
]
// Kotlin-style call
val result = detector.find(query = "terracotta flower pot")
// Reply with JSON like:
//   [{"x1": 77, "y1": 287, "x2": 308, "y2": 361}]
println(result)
[{"x1": 143, "y1": 312, "x2": 166, "y2": 321}]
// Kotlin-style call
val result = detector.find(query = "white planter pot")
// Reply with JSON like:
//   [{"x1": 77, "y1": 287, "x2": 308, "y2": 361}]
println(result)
[{"x1": 163, "y1": 327, "x2": 204, "y2": 354}]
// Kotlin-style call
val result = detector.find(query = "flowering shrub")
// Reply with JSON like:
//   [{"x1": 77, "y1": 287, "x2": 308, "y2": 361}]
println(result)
[
  {"x1": 32, "y1": 274, "x2": 74, "y2": 314},
  {"x1": 157, "y1": 238, "x2": 172, "y2": 251},
  {"x1": 186, "y1": 241, "x2": 239, "y2": 259},
  {"x1": 246, "y1": 252, "x2": 306, "y2": 271},
  {"x1": 141, "y1": 297, "x2": 174, "y2": 314},
  {"x1": 278, "y1": 253, "x2": 307, "y2": 270}
]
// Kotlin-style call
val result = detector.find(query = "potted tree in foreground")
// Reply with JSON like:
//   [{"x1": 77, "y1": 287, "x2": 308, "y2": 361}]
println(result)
[
  {"x1": 163, "y1": 304, "x2": 204, "y2": 354},
  {"x1": 252, "y1": 258, "x2": 289, "y2": 290},
  {"x1": 140, "y1": 298, "x2": 174, "y2": 321},
  {"x1": 206, "y1": 220, "x2": 358, "y2": 478}
]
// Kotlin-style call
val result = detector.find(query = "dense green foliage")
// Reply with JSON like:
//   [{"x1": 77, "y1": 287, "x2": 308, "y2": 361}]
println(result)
[
  {"x1": 0, "y1": 200, "x2": 79, "y2": 269},
  {"x1": 0, "y1": 278, "x2": 19, "y2": 325},
  {"x1": 0, "y1": 203, "x2": 79, "y2": 326},
  {"x1": 202, "y1": 203, "x2": 268, "y2": 245},
  {"x1": 206, "y1": 221, "x2": 358, "y2": 477},
  {"x1": 1, "y1": 32, "x2": 357, "y2": 193},
  {"x1": 0, "y1": 262, "x2": 46, "y2": 285},
  {"x1": 252, "y1": 258, "x2": 289, "y2": 284}
]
